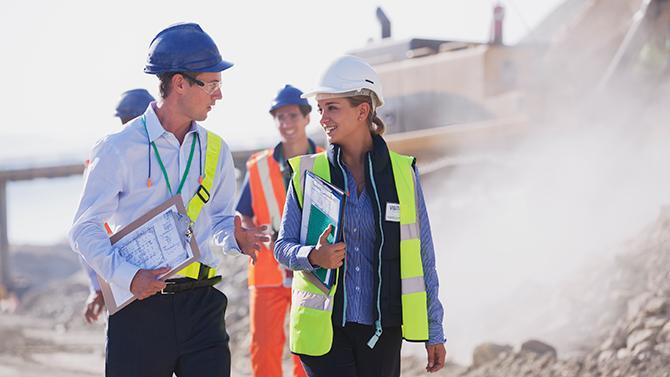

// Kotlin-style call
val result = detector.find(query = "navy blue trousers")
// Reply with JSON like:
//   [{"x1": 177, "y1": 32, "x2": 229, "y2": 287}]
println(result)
[
  {"x1": 106, "y1": 286, "x2": 230, "y2": 377},
  {"x1": 298, "y1": 323, "x2": 402, "y2": 377}
]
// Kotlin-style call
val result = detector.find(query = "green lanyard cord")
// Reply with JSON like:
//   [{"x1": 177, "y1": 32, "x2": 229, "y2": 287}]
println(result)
[
  {"x1": 151, "y1": 135, "x2": 198, "y2": 196},
  {"x1": 142, "y1": 115, "x2": 199, "y2": 196}
]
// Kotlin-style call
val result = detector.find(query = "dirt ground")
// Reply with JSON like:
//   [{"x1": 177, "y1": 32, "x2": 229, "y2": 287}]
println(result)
[{"x1": 0, "y1": 243, "x2": 460, "y2": 377}]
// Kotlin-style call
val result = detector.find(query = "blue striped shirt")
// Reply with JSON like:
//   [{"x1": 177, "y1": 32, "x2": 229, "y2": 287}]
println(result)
[{"x1": 275, "y1": 164, "x2": 445, "y2": 344}]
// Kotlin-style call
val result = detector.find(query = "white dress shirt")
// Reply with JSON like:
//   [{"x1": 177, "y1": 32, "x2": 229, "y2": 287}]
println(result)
[
  {"x1": 69, "y1": 103, "x2": 240, "y2": 291},
  {"x1": 81, "y1": 258, "x2": 101, "y2": 293}
]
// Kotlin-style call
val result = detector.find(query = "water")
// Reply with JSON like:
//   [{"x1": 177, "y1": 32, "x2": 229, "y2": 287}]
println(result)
[{"x1": 6, "y1": 176, "x2": 84, "y2": 245}]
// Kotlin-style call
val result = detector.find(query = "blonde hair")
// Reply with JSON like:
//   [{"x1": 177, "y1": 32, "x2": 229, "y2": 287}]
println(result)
[{"x1": 346, "y1": 95, "x2": 386, "y2": 135}]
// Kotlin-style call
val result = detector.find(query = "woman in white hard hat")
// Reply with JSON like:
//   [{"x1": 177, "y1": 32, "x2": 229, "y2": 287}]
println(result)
[{"x1": 275, "y1": 55, "x2": 446, "y2": 376}]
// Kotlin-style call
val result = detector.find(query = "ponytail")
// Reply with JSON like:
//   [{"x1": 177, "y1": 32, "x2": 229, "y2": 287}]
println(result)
[
  {"x1": 347, "y1": 95, "x2": 387, "y2": 136},
  {"x1": 370, "y1": 112, "x2": 386, "y2": 135}
]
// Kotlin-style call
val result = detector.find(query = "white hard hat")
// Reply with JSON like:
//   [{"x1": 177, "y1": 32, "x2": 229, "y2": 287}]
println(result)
[{"x1": 302, "y1": 55, "x2": 384, "y2": 109}]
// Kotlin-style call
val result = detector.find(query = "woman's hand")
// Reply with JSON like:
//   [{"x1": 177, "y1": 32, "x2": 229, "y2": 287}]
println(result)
[
  {"x1": 426, "y1": 343, "x2": 446, "y2": 373},
  {"x1": 308, "y1": 225, "x2": 346, "y2": 269}
]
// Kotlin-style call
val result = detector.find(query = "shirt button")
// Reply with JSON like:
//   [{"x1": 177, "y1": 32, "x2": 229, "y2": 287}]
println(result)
[
  {"x1": 355, "y1": 247, "x2": 359, "y2": 251},
  {"x1": 355, "y1": 286, "x2": 360, "y2": 291},
  {"x1": 355, "y1": 266, "x2": 360, "y2": 272},
  {"x1": 353, "y1": 228, "x2": 358, "y2": 233}
]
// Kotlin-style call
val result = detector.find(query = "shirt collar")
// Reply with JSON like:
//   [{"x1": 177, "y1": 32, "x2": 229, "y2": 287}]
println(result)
[
  {"x1": 327, "y1": 134, "x2": 391, "y2": 174},
  {"x1": 272, "y1": 139, "x2": 317, "y2": 163},
  {"x1": 143, "y1": 103, "x2": 201, "y2": 143}
]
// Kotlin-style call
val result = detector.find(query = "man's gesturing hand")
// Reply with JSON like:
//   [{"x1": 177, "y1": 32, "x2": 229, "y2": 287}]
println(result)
[{"x1": 234, "y1": 215, "x2": 271, "y2": 264}]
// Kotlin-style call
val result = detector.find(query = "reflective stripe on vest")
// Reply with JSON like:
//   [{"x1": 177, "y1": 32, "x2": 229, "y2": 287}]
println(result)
[
  {"x1": 288, "y1": 152, "x2": 338, "y2": 356},
  {"x1": 249, "y1": 150, "x2": 285, "y2": 232},
  {"x1": 287, "y1": 151, "x2": 428, "y2": 356},
  {"x1": 290, "y1": 152, "x2": 330, "y2": 209},
  {"x1": 247, "y1": 150, "x2": 286, "y2": 287},
  {"x1": 176, "y1": 130, "x2": 222, "y2": 280},
  {"x1": 390, "y1": 151, "x2": 429, "y2": 341}
]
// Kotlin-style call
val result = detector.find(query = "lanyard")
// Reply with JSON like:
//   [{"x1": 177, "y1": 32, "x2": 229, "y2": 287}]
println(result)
[{"x1": 142, "y1": 116, "x2": 198, "y2": 196}]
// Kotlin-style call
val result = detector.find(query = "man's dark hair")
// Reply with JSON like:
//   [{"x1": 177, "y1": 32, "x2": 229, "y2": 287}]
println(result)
[
  {"x1": 157, "y1": 71, "x2": 199, "y2": 99},
  {"x1": 298, "y1": 104, "x2": 312, "y2": 117}
]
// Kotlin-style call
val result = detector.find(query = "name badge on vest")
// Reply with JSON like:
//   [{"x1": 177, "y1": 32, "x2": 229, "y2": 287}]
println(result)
[{"x1": 385, "y1": 202, "x2": 401, "y2": 222}]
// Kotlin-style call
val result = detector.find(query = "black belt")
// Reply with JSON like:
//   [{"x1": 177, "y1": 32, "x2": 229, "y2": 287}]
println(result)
[{"x1": 160, "y1": 276, "x2": 222, "y2": 294}]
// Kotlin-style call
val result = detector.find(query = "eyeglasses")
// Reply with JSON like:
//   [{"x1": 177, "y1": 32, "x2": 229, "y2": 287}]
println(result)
[{"x1": 180, "y1": 73, "x2": 222, "y2": 95}]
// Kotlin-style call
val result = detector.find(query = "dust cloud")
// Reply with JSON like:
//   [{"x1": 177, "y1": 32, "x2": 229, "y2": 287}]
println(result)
[{"x1": 421, "y1": 14, "x2": 670, "y2": 362}]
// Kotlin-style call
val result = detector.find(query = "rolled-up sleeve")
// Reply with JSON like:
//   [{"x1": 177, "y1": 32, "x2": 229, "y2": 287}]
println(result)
[
  {"x1": 235, "y1": 173, "x2": 254, "y2": 218},
  {"x1": 68, "y1": 139, "x2": 140, "y2": 291},
  {"x1": 416, "y1": 169, "x2": 446, "y2": 345},
  {"x1": 274, "y1": 182, "x2": 317, "y2": 271}
]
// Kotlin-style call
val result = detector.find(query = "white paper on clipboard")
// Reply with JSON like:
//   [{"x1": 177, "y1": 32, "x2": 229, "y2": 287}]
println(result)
[{"x1": 98, "y1": 195, "x2": 200, "y2": 315}]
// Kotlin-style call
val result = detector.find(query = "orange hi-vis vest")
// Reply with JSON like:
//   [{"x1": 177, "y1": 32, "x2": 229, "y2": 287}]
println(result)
[{"x1": 246, "y1": 146, "x2": 323, "y2": 287}]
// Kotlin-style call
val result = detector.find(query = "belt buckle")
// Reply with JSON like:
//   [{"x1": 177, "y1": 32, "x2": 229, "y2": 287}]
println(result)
[{"x1": 160, "y1": 281, "x2": 176, "y2": 295}]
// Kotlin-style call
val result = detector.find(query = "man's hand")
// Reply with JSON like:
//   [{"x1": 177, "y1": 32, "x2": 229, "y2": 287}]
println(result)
[
  {"x1": 234, "y1": 215, "x2": 271, "y2": 264},
  {"x1": 307, "y1": 225, "x2": 346, "y2": 269},
  {"x1": 426, "y1": 343, "x2": 446, "y2": 373},
  {"x1": 129, "y1": 267, "x2": 170, "y2": 300},
  {"x1": 83, "y1": 290, "x2": 106, "y2": 324}
]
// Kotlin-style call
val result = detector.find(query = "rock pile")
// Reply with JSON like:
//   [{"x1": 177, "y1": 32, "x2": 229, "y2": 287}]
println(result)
[{"x1": 460, "y1": 209, "x2": 670, "y2": 377}]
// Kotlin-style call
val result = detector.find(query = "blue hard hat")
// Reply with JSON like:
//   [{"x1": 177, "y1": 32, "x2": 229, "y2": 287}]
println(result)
[
  {"x1": 115, "y1": 89, "x2": 155, "y2": 120},
  {"x1": 144, "y1": 23, "x2": 234, "y2": 74},
  {"x1": 269, "y1": 85, "x2": 311, "y2": 114}
]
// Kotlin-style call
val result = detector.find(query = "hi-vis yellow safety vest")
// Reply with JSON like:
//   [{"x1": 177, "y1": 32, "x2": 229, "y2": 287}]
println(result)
[
  {"x1": 246, "y1": 146, "x2": 324, "y2": 287},
  {"x1": 175, "y1": 130, "x2": 222, "y2": 280},
  {"x1": 287, "y1": 151, "x2": 428, "y2": 356}
]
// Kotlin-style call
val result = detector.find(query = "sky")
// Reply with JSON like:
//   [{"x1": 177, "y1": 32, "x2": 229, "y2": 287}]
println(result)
[{"x1": 0, "y1": 0, "x2": 564, "y2": 165}]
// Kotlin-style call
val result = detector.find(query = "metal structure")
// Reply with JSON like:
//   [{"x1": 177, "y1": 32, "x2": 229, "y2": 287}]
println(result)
[{"x1": 0, "y1": 163, "x2": 85, "y2": 290}]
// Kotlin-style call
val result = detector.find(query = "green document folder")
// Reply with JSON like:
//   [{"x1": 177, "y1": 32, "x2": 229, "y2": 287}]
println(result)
[
  {"x1": 299, "y1": 171, "x2": 346, "y2": 291},
  {"x1": 306, "y1": 206, "x2": 337, "y2": 287}
]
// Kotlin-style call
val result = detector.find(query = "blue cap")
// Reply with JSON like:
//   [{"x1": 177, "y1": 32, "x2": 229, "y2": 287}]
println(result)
[
  {"x1": 144, "y1": 23, "x2": 234, "y2": 74},
  {"x1": 270, "y1": 85, "x2": 311, "y2": 114},
  {"x1": 115, "y1": 89, "x2": 155, "y2": 120}
]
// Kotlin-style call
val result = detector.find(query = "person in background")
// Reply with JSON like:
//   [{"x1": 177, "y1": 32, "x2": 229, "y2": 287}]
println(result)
[
  {"x1": 236, "y1": 84, "x2": 321, "y2": 377},
  {"x1": 69, "y1": 23, "x2": 267, "y2": 376},
  {"x1": 81, "y1": 88, "x2": 155, "y2": 324},
  {"x1": 114, "y1": 89, "x2": 156, "y2": 124},
  {"x1": 275, "y1": 55, "x2": 447, "y2": 376}
]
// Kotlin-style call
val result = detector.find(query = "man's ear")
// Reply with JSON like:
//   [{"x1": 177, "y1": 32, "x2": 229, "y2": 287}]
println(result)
[{"x1": 172, "y1": 74, "x2": 187, "y2": 95}]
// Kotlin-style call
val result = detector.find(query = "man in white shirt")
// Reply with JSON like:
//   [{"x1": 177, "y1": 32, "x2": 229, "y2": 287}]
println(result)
[
  {"x1": 69, "y1": 23, "x2": 266, "y2": 377},
  {"x1": 81, "y1": 88, "x2": 155, "y2": 324}
]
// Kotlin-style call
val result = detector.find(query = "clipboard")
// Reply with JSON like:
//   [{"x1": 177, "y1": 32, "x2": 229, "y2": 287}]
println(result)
[
  {"x1": 98, "y1": 195, "x2": 200, "y2": 315},
  {"x1": 299, "y1": 171, "x2": 346, "y2": 294}
]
